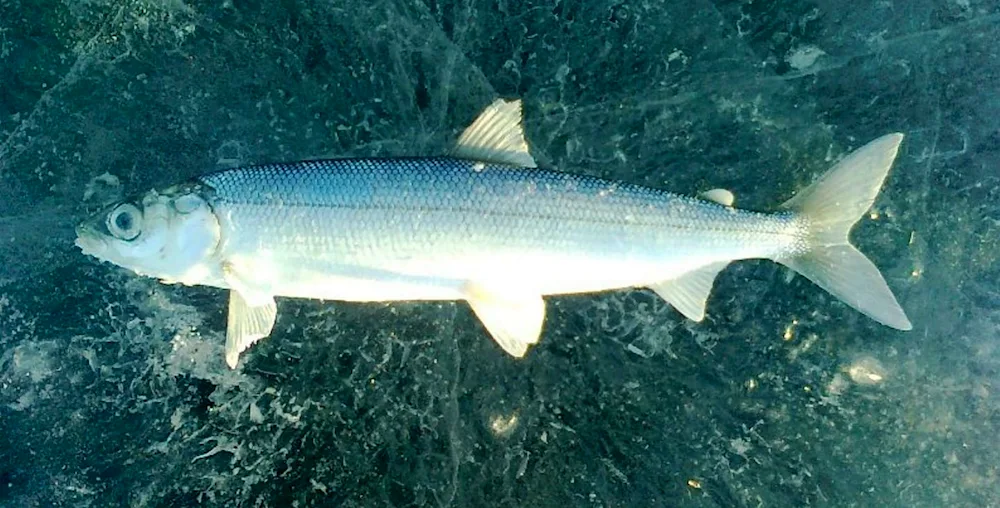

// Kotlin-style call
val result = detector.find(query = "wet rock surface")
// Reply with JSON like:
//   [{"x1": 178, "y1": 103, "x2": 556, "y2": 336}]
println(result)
[{"x1": 1, "y1": 1, "x2": 998, "y2": 506}]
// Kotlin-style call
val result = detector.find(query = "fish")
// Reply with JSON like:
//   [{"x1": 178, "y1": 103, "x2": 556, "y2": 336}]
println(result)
[{"x1": 75, "y1": 99, "x2": 912, "y2": 368}]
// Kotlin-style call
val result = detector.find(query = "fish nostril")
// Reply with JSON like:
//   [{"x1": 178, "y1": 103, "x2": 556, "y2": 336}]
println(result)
[{"x1": 75, "y1": 223, "x2": 95, "y2": 237}]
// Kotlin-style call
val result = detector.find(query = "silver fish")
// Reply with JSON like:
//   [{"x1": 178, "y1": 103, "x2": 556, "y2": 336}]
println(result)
[{"x1": 76, "y1": 99, "x2": 911, "y2": 368}]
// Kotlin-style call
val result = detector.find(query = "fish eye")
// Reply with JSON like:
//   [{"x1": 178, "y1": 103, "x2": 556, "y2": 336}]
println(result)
[{"x1": 107, "y1": 203, "x2": 142, "y2": 241}]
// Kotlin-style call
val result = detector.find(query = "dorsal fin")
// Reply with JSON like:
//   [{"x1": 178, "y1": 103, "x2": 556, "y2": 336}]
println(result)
[
  {"x1": 451, "y1": 99, "x2": 537, "y2": 168},
  {"x1": 699, "y1": 188, "x2": 735, "y2": 206}
]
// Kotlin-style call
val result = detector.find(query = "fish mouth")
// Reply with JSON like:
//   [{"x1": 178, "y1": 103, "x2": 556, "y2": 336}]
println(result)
[{"x1": 74, "y1": 224, "x2": 108, "y2": 258}]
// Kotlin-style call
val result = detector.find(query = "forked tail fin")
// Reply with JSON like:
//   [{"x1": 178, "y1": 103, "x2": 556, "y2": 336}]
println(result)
[{"x1": 778, "y1": 133, "x2": 912, "y2": 330}]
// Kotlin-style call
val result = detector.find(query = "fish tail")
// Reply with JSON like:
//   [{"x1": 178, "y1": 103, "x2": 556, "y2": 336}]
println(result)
[{"x1": 777, "y1": 133, "x2": 912, "y2": 330}]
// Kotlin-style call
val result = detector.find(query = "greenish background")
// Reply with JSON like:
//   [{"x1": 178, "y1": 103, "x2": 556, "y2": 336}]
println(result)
[{"x1": 1, "y1": 0, "x2": 998, "y2": 506}]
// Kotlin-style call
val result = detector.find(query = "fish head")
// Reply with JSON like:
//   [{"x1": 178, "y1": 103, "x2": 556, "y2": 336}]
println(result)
[{"x1": 76, "y1": 184, "x2": 221, "y2": 285}]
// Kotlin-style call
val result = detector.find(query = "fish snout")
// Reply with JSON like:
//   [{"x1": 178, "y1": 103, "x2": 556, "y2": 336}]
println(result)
[{"x1": 74, "y1": 222, "x2": 109, "y2": 256}]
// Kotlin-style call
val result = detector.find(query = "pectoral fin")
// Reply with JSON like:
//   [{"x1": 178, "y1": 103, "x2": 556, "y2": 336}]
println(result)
[
  {"x1": 225, "y1": 290, "x2": 277, "y2": 369},
  {"x1": 221, "y1": 260, "x2": 277, "y2": 368},
  {"x1": 648, "y1": 262, "x2": 729, "y2": 322},
  {"x1": 465, "y1": 283, "x2": 545, "y2": 357},
  {"x1": 222, "y1": 259, "x2": 274, "y2": 306}
]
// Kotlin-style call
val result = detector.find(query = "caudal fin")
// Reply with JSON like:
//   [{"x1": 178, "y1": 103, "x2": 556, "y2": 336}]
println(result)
[{"x1": 778, "y1": 133, "x2": 912, "y2": 330}]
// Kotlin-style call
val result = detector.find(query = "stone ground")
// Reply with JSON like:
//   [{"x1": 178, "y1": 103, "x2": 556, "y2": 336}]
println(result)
[{"x1": 1, "y1": 0, "x2": 998, "y2": 506}]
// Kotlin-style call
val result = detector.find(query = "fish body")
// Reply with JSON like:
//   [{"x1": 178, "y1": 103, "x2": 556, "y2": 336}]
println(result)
[
  {"x1": 76, "y1": 99, "x2": 912, "y2": 368},
  {"x1": 196, "y1": 157, "x2": 803, "y2": 300}
]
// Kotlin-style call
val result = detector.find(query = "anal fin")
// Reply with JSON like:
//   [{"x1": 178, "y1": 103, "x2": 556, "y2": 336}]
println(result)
[
  {"x1": 648, "y1": 262, "x2": 729, "y2": 322},
  {"x1": 225, "y1": 290, "x2": 277, "y2": 369},
  {"x1": 464, "y1": 283, "x2": 545, "y2": 357}
]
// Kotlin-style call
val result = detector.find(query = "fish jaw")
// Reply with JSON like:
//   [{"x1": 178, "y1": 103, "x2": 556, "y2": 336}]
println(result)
[{"x1": 75, "y1": 222, "x2": 111, "y2": 260}]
